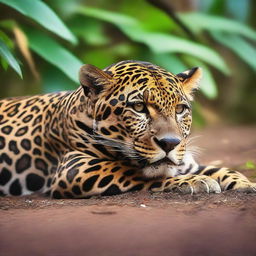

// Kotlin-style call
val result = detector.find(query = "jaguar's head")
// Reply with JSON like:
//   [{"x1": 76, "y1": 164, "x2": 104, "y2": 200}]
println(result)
[{"x1": 79, "y1": 60, "x2": 201, "y2": 177}]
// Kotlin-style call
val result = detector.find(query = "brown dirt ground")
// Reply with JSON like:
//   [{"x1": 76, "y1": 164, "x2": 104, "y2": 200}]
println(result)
[{"x1": 1, "y1": 125, "x2": 256, "y2": 256}]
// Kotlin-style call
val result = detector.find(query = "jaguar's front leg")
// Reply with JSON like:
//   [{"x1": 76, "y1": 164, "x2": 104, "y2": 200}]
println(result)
[
  {"x1": 50, "y1": 151, "x2": 225, "y2": 198},
  {"x1": 50, "y1": 151, "x2": 172, "y2": 198},
  {"x1": 195, "y1": 165, "x2": 256, "y2": 192}
]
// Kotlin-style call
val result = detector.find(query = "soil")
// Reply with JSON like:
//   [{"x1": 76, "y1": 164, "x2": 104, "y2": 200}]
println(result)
[{"x1": 1, "y1": 125, "x2": 256, "y2": 256}]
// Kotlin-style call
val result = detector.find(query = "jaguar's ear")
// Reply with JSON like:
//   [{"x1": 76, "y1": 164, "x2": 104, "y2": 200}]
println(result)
[
  {"x1": 79, "y1": 64, "x2": 112, "y2": 97},
  {"x1": 176, "y1": 67, "x2": 202, "y2": 100}
]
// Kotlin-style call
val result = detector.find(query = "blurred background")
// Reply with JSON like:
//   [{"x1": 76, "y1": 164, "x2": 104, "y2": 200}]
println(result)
[{"x1": 0, "y1": 0, "x2": 255, "y2": 127}]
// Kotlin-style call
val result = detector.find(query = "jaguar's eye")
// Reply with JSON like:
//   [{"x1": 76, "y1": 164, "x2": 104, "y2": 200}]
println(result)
[
  {"x1": 176, "y1": 104, "x2": 188, "y2": 115},
  {"x1": 132, "y1": 102, "x2": 147, "y2": 113}
]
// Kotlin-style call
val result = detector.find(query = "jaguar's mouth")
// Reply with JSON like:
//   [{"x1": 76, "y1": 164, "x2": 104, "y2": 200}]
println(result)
[{"x1": 150, "y1": 157, "x2": 176, "y2": 167}]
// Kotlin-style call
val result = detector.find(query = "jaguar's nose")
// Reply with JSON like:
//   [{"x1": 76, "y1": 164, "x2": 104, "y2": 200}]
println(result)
[{"x1": 154, "y1": 137, "x2": 180, "y2": 153}]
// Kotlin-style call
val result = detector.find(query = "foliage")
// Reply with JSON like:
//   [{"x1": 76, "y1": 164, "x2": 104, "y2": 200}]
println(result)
[
  {"x1": 26, "y1": 29, "x2": 82, "y2": 83},
  {"x1": 245, "y1": 161, "x2": 256, "y2": 169},
  {"x1": 0, "y1": 0, "x2": 76, "y2": 43},
  {"x1": 0, "y1": 0, "x2": 255, "y2": 112},
  {"x1": 0, "y1": 38, "x2": 22, "y2": 77}
]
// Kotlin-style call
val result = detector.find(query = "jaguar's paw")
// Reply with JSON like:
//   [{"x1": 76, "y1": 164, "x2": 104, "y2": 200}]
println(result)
[{"x1": 167, "y1": 175, "x2": 221, "y2": 194}]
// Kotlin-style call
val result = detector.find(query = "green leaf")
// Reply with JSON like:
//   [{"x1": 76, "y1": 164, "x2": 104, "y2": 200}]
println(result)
[
  {"x1": 0, "y1": 39, "x2": 22, "y2": 77},
  {"x1": 69, "y1": 17, "x2": 110, "y2": 46},
  {"x1": 77, "y1": 7, "x2": 138, "y2": 28},
  {"x1": 0, "y1": 29, "x2": 14, "y2": 48},
  {"x1": 125, "y1": 29, "x2": 230, "y2": 75},
  {"x1": 118, "y1": 0, "x2": 176, "y2": 32},
  {"x1": 192, "y1": 102, "x2": 206, "y2": 128},
  {"x1": 0, "y1": 55, "x2": 8, "y2": 70},
  {"x1": 78, "y1": 7, "x2": 230, "y2": 75},
  {"x1": 0, "y1": 0, "x2": 77, "y2": 44},
  {"x1": 184, "y1": 56, "x2": 218, "y2": 99},
  {"x1": 26, "y1": 29, "x2": 82, "y2": 83},
  {"x1": 245, "y1": 160, "x2": 256, "y2": 169},
  {"x1": 149, "y1": 53, "x2": 187, "y2": 74},
  {"x1": 42, "y1": 65, "x2": 77, "y2": 93},
  {"x1": 199, "y1": 65, "x2": 218, "y2": 99},
  {"x1": 211, "y1": 32, "x2": 256, "y2": 71},
  {"x1": 81, "y1": 48, "x2": 116, "y2": 69},
  {"x1": 0, "y1": 19, "x2": 17, "y2": 30},
  {"x1": 179, "y1": 12, "x2": 256, "y2": 41}
]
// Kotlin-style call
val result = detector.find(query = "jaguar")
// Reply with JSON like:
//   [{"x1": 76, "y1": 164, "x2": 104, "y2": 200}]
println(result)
[{"x1": 0, "y1": 60, "x2": 255, "y2": 198}]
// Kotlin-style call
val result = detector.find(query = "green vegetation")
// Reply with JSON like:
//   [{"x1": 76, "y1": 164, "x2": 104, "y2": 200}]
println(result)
[
  {"x1": 245, "y1": 161, "x2": 256, "y2": 169},
  {"x1": 0, "y1": 0, "x2": 255, "y2": 124}
]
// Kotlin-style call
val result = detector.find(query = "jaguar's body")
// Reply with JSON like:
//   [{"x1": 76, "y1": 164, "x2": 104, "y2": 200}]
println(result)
[{"x1": 0, "y1": 60, "x2": 255, "y2": 198}]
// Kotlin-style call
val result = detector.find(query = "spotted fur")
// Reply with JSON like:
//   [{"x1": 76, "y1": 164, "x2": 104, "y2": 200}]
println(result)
[{"x1": 0, "y1": 60, "x2": 255, "y2": 198}]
